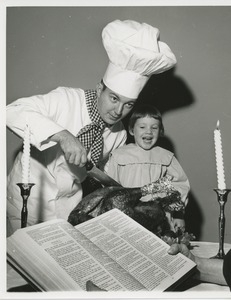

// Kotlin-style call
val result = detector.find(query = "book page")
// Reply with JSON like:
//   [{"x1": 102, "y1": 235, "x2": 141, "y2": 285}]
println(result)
[
  {"x1": 76, "y1": 208, "x2": 196, "y2": 291},
  {"x1": 7, "y1": 218, "x2": 145, "y2": 291},
  {"x1": 7, "y1": 220, "x2": 83, "y2": 291}
]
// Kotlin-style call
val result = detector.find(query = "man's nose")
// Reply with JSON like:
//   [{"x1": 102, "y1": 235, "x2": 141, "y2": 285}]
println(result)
[{"x1": 114, "y1": 103, "x2": 123, "y2": 116}]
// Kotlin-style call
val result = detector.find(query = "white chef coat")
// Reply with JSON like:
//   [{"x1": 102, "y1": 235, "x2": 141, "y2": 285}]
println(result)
[{"x1": 7, "y1": 87, "x2": 127, "y2": 235}]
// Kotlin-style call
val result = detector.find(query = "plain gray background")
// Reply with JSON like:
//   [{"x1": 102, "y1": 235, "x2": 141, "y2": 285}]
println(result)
[{"x1": 6, "y1": 6, "x2": 231, "y2": 243}]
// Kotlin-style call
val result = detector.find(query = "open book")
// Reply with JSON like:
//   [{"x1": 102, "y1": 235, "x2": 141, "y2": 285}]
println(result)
[{"x1": 7, "y1": 208, "x2": 196, "y2": 292}]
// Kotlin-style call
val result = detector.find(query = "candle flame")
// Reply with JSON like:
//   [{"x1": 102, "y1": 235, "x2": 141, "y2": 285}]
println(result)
[{"x1": 216, "y1": 120, "x2": 220, "y2": 130}]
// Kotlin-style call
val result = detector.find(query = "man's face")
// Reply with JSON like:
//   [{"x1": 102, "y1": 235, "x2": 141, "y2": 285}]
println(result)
[{"x1": 97, "y1": 84, "x2": 136, "y2": 125}]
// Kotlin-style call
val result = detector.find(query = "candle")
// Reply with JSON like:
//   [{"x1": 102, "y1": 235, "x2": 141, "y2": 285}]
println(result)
[
  {"x1": 214, "y1": 120, "x2": 226, "y2": 190},
  {"x1": 22, "y1": 124, "x2": 31, "y2": 183}
]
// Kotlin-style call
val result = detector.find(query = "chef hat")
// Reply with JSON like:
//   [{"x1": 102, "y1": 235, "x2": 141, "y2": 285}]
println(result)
[{"x1": 102, "y1": 20, "x2": 177, "y2": 99}]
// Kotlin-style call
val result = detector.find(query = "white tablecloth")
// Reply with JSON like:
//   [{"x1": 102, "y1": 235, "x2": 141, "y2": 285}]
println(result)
[
  {"x1": 186, "y1": 241, "x2": 231, "y2": 292},
  {"x1": 190, "y1": 241, "x2": 231, "y2": 258}
]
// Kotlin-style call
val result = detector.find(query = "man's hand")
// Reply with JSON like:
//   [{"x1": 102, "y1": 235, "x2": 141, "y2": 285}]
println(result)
[
  {"x1": 167, "y1": 243, "x2": 196, "y2": 262},
  {"x1": 50, "y1": 130, "x2": 87, "y2": 166}
]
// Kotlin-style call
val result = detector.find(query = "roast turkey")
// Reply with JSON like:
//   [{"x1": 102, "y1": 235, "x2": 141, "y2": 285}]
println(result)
[{"x1": 68, "y1": 176, "x2": 184, "y2": 236}]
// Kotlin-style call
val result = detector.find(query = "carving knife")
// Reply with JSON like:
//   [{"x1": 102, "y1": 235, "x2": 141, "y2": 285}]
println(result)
[{"x1": 86, "y1": 162, "x2": 121, "y2": 187}]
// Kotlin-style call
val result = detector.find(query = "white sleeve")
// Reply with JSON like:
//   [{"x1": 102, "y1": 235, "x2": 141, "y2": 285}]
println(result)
[
  {"x1": 166, "y1": 156, "x2": 190, "y2": 206},
  {"x1": 6, "y1": 87, "x2": 84, "y2": 151}
]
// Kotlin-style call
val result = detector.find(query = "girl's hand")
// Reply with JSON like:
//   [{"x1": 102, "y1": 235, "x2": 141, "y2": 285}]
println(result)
[
  {"x1": 167, "y1": 243, "x2": 196, "y2": 262},
  {"x1": 173, "y1": 218, "x2": 185, "y2": 232}
]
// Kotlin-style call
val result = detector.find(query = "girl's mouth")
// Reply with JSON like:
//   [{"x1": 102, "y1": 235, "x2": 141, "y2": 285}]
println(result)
[{"x1": 143, "y1": 136, "x2": 153, "y2": 142}]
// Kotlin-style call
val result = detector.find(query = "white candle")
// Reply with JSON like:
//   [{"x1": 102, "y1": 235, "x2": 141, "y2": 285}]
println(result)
[
  {"x1": 214, "y1": 120, "x2": 226, "y2": 190},
  {"x1": 22, "y1": 125, "x2": 31, "y2": 183}
]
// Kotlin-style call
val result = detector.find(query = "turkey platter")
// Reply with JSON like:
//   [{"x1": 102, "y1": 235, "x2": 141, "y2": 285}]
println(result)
[{"x1": 68, "y1": 176, "x2": 195, "y2": 245}]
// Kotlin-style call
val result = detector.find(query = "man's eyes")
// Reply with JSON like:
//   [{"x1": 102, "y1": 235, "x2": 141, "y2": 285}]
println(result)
[
  {"x1": 125, "y1": 103, "x2": 134, "y2": 108},
  {"x1": 109, "y1": 96, "x2": 134, "y2": 108},
  {"x1": 110, "y1": 96, "x2": 118, "y2": 102}
]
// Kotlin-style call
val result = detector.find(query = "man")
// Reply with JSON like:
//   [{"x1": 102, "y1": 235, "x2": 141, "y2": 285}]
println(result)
[{"x1": 6, "y1": 19, "x2": 176, "y2": 235}]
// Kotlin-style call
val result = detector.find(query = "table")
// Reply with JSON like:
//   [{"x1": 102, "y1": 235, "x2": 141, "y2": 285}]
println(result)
[
  {"x1": 7, "y1": 241, "x2": 231, "y2": 292},
  {"x1": 190, "y1": 241, "x2": 231, "y2": 258},
  {"x1": 182, "y1": 241, "x2": 231, "y2": 292}
]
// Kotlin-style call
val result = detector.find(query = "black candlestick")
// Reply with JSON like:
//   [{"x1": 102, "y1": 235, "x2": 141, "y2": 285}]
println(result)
[
  {"x1": 17, "y1": 183, "x2": 35, "y2": 228},
  {"x1": 212, "y1": 188, "x2": 231, "y2": 259}
]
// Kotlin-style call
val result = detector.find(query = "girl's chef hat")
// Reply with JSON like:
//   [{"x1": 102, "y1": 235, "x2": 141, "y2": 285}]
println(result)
[{"x1": 102, "y1": 19, "x2": 177, "y2": 99}]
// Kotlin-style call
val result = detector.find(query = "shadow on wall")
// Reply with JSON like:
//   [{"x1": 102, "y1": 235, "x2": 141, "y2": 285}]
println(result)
[
  {"x1": 123, "y1": 68, "x2": 203, "y2": 239},
  {"x1": 126, "y1": 68, "x2": 194, "y2": 116},
  {"x1": 122, "y1": 68, "x2": 195, "y2": 132}
]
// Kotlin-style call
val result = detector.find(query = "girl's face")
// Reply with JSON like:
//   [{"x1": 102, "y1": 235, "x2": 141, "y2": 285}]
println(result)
[{"x1": 129, "y1": 116, "x2": 160, "y2": 150}]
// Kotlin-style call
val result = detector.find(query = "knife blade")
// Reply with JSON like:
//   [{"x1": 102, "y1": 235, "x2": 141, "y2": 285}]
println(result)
[{"x1": 86, "y1": 162, "x2": 121, "y2": 187}]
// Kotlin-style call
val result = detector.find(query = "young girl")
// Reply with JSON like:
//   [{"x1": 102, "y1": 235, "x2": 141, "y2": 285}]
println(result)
[{"x1": 107, "y1": 105, "x2": 190, "y2": 232}]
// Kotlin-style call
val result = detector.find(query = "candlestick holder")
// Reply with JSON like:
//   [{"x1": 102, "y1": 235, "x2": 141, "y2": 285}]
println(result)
[
  {"x1": 212, "y1": 188, "x2": 231, "y2": 259},
  {"x1": 17, "y1": 183, "x2": 35, "y2": 228}
]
